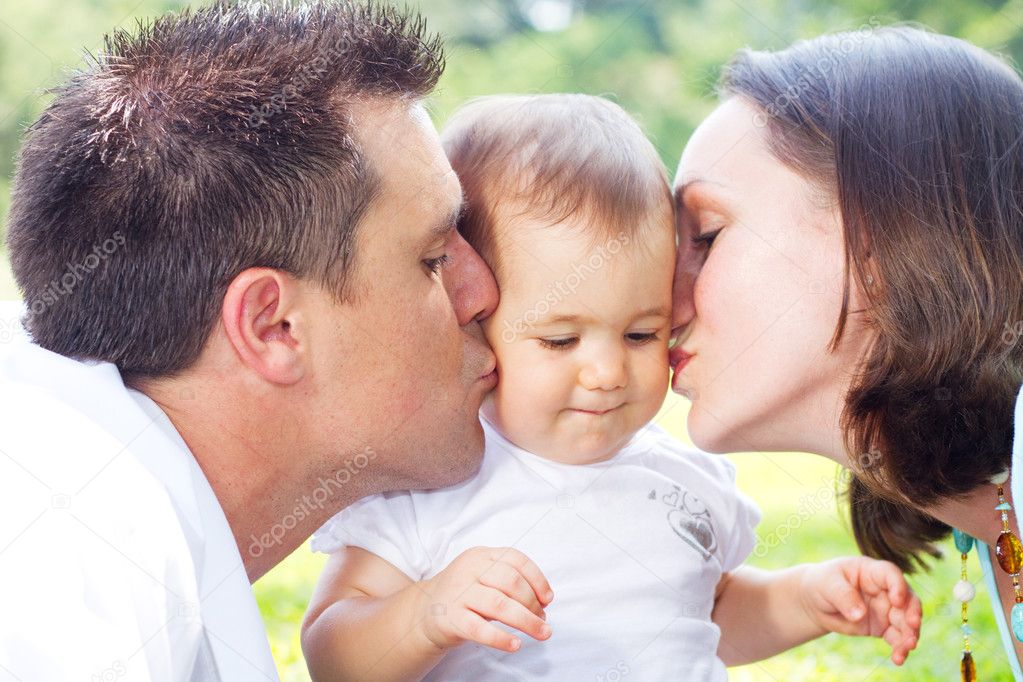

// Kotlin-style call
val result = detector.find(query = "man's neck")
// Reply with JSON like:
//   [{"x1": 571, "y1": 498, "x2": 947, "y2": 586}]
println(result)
[{"x1": 138, "y1": 378, "x2": 376, "y2": 582}]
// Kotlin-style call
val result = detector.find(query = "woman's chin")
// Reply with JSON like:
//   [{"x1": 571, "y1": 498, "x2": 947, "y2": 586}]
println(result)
[{"x1": 686, "y1": 408, "x2": 735, "y2": 454}]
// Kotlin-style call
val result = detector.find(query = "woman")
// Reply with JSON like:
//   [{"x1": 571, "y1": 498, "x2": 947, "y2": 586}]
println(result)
[{"x1": 669, "y1": 26, "x2": 1023, "y2": 677}]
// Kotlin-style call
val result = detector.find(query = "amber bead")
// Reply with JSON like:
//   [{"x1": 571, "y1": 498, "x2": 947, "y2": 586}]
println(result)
[
  {"x1": 961, "y1": 651, "x2": 976, "y2": 681},
  {"x1": 996, "y1": 531, "x2": 1023, "y2": 574}
]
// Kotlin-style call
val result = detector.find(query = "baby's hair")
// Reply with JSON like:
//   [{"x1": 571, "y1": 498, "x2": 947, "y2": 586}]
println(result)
[{"x1": 440, "y1": 94, "x2": 672, "y2": 274}]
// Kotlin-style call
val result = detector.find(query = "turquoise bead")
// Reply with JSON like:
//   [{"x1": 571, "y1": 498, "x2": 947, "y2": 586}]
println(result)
[
  {"x1": 954, "y1": 528, "x2": 975, "y2": 554},
  {"x1": 996, "y1": 502, "x2": 1013, "y2": 511},
  {"x1": 961, "y1": 624, "x2": 973, "y2": 636},
  {"x1": 1013, "y1": 603, "x2": 1023, "y2": 643}
]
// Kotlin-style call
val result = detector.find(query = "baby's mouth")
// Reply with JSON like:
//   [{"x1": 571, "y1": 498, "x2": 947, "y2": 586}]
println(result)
[{"x1": 571, "y1": 404, "x2": 623, "y2": 416}]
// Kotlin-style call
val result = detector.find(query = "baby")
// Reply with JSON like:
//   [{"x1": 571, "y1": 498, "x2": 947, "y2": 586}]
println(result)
[{"x1": 301, "y1": 94, "x2": 921, "y2": 681}]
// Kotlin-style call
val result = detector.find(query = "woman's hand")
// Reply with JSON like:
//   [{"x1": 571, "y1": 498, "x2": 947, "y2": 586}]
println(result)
[
  {"x1": 415, "y1": 546, "x2": 555, "y2": 653},
  {"x1": 798, "y1": 556, "x2": 922, "y2": 665}
]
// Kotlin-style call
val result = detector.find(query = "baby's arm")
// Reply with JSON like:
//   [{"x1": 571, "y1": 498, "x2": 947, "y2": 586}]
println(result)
[
  {"x1": 712, "y1": 558, "x2": 921, "y2": 667},
  {"x1": 302, "y1": 545, "x2": 554, "y2": 682}
]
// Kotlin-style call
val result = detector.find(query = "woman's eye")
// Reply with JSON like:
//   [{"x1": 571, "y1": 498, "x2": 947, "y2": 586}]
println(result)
[
  {"x1": 626, "y1": 332, "x2": 658, "y2": 345},
  {"x1": 691, "y1": 227, "x2": 723, "y2": 249},
  {"x1": 424, "y1": 254, "x2": 451, "y2": 275},
  {"x1": 538, "y1": 337, "x2": 578, "y2": 350}
]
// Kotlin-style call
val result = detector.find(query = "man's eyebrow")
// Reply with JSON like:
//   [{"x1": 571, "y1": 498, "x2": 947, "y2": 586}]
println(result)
[{"x1": 431, "y1": 193, "x2": 465, "y2": 238}]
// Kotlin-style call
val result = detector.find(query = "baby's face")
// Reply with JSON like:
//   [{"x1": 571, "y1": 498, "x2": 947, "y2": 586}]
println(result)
[{"x1": 481, "y1": 211, "x2": 675, "y2": 464}]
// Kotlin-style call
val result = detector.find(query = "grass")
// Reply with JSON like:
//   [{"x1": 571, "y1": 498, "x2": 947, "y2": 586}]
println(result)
[{"x1": 254, "y1": 392, "x2": 1014, "y2": 681}]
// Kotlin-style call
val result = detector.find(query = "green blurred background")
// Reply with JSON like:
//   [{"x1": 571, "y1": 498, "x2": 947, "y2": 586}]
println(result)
[{"x1": 1, "y1": 0, "x2": 1019, "y2": 679}]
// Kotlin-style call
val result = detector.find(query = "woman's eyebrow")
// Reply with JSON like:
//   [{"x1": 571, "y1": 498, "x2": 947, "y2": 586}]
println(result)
[
  {"x1": 675, "y1": 179, "x2": 733, "y2": 213},
  {"x1": 679, "y1": 177, "x2": 703, "y2": 201}
]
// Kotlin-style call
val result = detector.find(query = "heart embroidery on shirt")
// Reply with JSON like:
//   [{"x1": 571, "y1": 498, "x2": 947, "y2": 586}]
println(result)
[{"x1": 654, "y1": 485, "x2": 717, "y2": 561}]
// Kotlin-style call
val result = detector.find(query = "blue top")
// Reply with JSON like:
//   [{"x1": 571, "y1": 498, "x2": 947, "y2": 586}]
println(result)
[{"x1": 976, "y1": 383, "x2": 1023, "y2": 681}]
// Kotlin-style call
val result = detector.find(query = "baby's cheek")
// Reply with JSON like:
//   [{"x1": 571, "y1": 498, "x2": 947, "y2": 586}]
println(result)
[
  {"x1": 633, "y1": 356, "x2": 670, "y2": 418},
  {"x1": 495, "y1": 352, "x2": 555, "y2": 417},
  {"x1": 638, "y1": 343, "x2": 670, "y2": 383},
  {"x1": 517, "y1": 363, "x2": 564, "y2": 407}
]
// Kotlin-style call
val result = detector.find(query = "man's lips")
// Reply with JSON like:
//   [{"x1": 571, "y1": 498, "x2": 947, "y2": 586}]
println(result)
[{"x1": 478, "y1": 355, "x2": 498, "y2": 387}]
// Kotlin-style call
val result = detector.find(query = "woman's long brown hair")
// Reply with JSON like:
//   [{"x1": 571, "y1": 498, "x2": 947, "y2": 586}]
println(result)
[{"x1": 720, "y1": 26, "x2": 1023, "y2": 571}]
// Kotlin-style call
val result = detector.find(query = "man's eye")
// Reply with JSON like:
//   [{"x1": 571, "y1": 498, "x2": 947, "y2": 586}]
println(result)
[
  {"x1": 626, "y1": 332, "x2": 658, "y2": 345},
  {"x1": 538, "y1": 337, "x2": 578, "y2": 350},
  {"x1": 424, "y1": 254, "x2": 451, "y2": 274}
]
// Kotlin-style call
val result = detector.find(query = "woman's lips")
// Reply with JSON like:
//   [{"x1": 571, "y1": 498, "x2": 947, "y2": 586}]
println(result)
[
  {"x1": 669, "y1": 346, "x2": 693, "y2": 373},
  {"x1": 669, "y1": 347, "x2": 693, "y2": 395}
]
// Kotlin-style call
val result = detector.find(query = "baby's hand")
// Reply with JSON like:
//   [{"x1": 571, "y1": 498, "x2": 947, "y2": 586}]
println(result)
[
  {"x1": 799, "y1": 556, "x2": 922, "y2": 665},
  {"x1": 416, "y1": 546, "x2": 554, "y2": 653}
]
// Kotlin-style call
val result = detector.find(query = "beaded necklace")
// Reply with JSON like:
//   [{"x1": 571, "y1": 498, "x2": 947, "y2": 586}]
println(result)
[{"x1": 953, "y1": 469, "x2": 1023, "y2": 681}]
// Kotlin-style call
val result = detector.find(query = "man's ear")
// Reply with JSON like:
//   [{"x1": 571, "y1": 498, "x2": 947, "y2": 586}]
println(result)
[{"x1": 221, "y1": 268, "x2": 305, "y2": 385}]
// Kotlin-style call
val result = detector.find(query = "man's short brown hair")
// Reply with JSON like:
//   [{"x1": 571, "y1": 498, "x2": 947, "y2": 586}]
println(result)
[
  {"x1": 440, "y1": 94, "x2": 672, "y2": 275},
  {"x1": 6, "y1": 1, "x2": 444, "y2": 379}
]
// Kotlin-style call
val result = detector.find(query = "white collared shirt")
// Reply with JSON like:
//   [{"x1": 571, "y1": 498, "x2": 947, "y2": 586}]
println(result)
[{"x1": 0, "y1": 303, "x2": 279, "y2": 682}]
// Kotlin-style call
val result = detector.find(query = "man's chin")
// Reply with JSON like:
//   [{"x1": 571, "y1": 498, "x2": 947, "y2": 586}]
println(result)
[
  {"x1": 445, "y1": 421, "x2": 487, "y2": 482},
  {"x1": 409, "y1": 421, "x2": 486, "y2": 491}
]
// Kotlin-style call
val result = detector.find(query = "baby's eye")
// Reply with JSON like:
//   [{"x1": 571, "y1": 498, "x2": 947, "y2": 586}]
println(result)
[
  {"x1": 625, "y1": 332, "x2": 659, "y2": 345},
  {"x1": 538, "y1": 337, "x2": 578, "y2": 350}
]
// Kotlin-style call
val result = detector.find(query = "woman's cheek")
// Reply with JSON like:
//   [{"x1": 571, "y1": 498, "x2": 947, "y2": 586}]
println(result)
[{"x1": 692, "y1": 256, "x2": 732, "y2": 335}]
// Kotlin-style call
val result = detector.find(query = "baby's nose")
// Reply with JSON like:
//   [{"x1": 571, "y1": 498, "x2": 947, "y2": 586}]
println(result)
[{"x1": 579, "y1": 355, "x2": 628, "y2": 391}]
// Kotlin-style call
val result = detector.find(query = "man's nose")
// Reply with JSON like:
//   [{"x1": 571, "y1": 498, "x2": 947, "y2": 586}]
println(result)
[{"x1": 444, "y1": 231, "x2": 499, "y2": 327}]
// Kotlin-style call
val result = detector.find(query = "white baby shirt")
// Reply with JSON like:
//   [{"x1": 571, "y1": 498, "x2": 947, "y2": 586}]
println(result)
[{"x1": 313, "y1": 418, "x2": 761, "y2": 681}]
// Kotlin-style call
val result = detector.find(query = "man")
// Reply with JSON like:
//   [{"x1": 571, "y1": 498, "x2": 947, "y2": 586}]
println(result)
[{"x1": 0, "y1": 2, "x2": 497, "y2": 680}]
